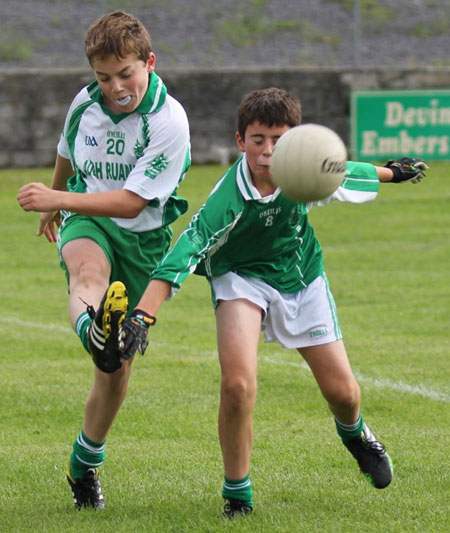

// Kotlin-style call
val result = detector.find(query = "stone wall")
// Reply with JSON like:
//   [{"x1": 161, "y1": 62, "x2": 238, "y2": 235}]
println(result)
[{"x1": 1, "y1": 67, "x2": 450, "y2": 168}]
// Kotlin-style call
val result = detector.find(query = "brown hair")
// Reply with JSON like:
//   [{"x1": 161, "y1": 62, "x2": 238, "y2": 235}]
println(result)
[
  {"x1": 237, "y1": 88, "x2": 302, "y2": 139},
  {"x1": 85, "y1": 11, "x2": 152, "y2": 65}
]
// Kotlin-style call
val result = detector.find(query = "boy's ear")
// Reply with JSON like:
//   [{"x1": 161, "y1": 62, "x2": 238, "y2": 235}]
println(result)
[
  {"x1": 146, "y1": 52, "x2": 156, "y2": 72},
  {"x1": 236, "y1": 131, "x2": 245, "y2": 153}
]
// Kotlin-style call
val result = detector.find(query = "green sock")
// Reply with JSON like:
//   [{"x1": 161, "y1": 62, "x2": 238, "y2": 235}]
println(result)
[
  {"x1": 335, "y1": 414, "x2": 364, "y2": 443},
  {"x1": 69, "y1": 430, "x2": 106, "y2": 479},
  {"x1": 222, "y1": 474, "x2": 253, "y2": 508},
  {"x1": 75, "y1": 311, "x2": 92, "y2": 354}
]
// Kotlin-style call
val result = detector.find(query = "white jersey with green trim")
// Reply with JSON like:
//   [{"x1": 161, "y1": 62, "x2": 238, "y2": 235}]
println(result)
[
  {"x1": 57, "y1": 72, "x2": 191, "y2": 232},
  {"x1": 152, "y1": 155, "x2": 380, "y2": 294}
]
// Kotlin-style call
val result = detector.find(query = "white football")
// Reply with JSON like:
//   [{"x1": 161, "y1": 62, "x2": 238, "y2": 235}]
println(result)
[{"x1": 270, "y1": 123, "x2": 347, "y2": 202}]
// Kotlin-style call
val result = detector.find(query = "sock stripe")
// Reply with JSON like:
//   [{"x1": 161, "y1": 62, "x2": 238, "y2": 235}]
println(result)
[
  {"x1": 75, "y1": 454, "x2": 104, "y2": 467},
  {"x1": 77, "y1": 434, "x2": 105, "y2": 454},
  {"x1": 223, "y1": 479, "x2": 252, "y2": 491},
  {"x1": 75, "y1": 312, "x2": 91, "y2": 337},
  {"x1": 335, "y1": 417, "x2": 362, "y2": 432},
  {"x1": 75, "y1": 312, "x2": 92, "y2": 353}
]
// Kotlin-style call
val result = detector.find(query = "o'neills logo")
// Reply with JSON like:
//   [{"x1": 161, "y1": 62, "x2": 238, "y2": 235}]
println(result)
[{"x1": 321, "y1": 158, "x2": 346, "y2": 173}]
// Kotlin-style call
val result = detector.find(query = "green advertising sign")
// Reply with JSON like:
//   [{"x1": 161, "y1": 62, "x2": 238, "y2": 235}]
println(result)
[{"x1": 351, "y1": 89, "x2": 450, "y2": 161}]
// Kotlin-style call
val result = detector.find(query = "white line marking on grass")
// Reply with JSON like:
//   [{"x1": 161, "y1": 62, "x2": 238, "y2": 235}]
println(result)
[
  {"x1": 3, "y1": 316, "x2": 449, "y2": 403},
  {"x1": 352, "y1": 371, "x2": 450, "y2": 404},
  {"x1": 2, "y1": 316, "x2": 73, "y2": 333},
  {"x1": 261, "y1": 356, "x2": 450, "y2": 404}
]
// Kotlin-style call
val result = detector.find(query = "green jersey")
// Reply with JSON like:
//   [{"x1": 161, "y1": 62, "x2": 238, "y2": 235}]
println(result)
[
  {"x1": 57, "y1": 72, "x2": 191, "y2": 233},
  {"x1": 153, "y1": 155, "x2": 379, "y2": 294}
]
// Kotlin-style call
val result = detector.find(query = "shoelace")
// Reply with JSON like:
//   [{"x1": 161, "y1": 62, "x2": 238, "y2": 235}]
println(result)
[
  {"x1": 363, "y1": 438, "x2": 386, "y2": 454},
  {"x1": 79, "y1": 296, "x2": 96, "y2": 319}
]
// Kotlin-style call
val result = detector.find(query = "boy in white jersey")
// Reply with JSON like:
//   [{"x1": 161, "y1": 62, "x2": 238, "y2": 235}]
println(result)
[
  {"x1": 17, "y1": 11, "x2": 191, "y2": 509},
  {"x1": 119, "y1": 88, "x2": 428, "y2": 517}
]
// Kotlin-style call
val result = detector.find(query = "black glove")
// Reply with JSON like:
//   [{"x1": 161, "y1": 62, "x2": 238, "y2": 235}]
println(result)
[
  {"x1": 119, "y1": 309, "x2": 156, "y2": 360},
  {"x1": 384, "y1": 157, "x2": 429, "y2": 184}
]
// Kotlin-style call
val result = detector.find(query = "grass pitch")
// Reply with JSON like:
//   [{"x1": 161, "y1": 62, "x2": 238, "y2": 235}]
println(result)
[{"x1": 1, "y1": 163, "x2": 449, "y2": 532}]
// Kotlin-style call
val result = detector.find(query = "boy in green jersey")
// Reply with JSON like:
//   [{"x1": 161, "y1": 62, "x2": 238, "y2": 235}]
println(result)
[
  {"x1": 118, "y1": 87, "x2": 428, "y2": 517},
  {"x1": 17, "y1": 11, "x2": 191, "y2": 509}
]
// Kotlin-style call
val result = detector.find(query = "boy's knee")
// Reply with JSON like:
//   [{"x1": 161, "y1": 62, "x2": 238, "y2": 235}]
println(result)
[
  {"x1": 326, "y1": 380, "x2": 360, "y2": 409},
  {"x1": 75, "y1": 260, "x2": 109, "y2": 287},
  {"x1": 221, "y1": 374, "x2": 257, "y2": 409}
]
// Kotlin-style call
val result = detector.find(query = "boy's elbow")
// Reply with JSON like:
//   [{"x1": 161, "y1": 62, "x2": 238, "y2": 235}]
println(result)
[
  {"x1": 125, "y1": 204, "x2": 144, "y2": 218},
  {"x1": 122, "y1": 191, "x2": 148, "y2": 217}
]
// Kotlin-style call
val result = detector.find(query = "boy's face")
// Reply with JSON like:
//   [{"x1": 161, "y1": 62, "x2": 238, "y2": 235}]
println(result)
[
  {"x1": 236, "y1": 121, "x2": 291, "y2": 192},
  {"x1": 92, "y1": 52, "x2": 156, "y2": 114}
]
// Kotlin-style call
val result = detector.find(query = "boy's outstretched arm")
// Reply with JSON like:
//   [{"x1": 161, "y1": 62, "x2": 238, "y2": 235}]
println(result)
[
  {"x1": 18, "y1": 183, "x2": 148, "y2": 219},
  {"x1": 138, "y1": 279, "x2": 171, "y2": 316},
  {"x1": 377, "y1": 157, "x2": 429, "y2": 183}
]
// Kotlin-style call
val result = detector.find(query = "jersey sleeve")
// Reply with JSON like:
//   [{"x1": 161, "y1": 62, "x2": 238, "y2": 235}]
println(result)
[
  {"x1": 307, "y1": 161, "x2": 380, "y2": 209},
  {"x1": 56, "y1": 86, "x2": 90, "y2": 163},
  {"x1": 151, "y1": 174, "x2": 243, "y2": 296},
  {"x1": 123, "y1": 98, "x2": 191, "y2": 204},
  {"x1": 57, "y1": 135, "x2": 70, "y2": 160}
]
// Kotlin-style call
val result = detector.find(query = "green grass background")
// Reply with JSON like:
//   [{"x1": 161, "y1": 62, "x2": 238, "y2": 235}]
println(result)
[{"x1": 1, "y1": 163, "x2": 449, "y2": 532}]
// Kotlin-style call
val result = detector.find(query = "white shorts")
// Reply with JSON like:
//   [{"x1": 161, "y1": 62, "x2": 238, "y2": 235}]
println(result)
[{"x1": 211, "y1": 272, "x2": 342, "y2": 349}]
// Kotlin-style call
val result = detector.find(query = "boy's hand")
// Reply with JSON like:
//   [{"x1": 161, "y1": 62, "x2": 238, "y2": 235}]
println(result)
[
  {"x1": 119, "y1": 309, "x2": 156, "y2": 359},
  {"x1": 384, "y1": 157, "x2": 429, "y2": 184},
  {"x1": 18, "y1": 182, "x2": 62, "y2": 211},
  {"x1": 38, "y1": 211, "x2": 61, "y2": 242}
]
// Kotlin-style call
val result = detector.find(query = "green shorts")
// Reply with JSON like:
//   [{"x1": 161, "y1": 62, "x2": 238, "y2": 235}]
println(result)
[{"x1": 58, "y1": 214, "x2": 172, "y2": 312}]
